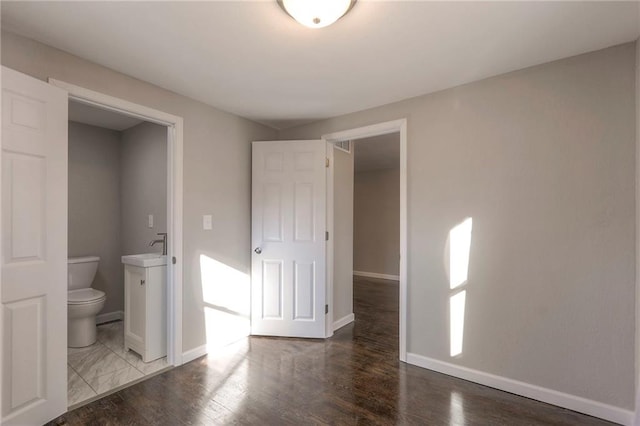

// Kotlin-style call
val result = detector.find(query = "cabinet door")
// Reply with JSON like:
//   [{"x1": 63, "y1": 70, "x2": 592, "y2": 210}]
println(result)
[{"x1": 125, "y1": 266, "x2": 146, "y2": 351}]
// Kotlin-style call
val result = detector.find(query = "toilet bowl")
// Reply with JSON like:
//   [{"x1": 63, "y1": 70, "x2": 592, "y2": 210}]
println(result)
[{"x1": 67, "y1": 256, "x2": 106, "y2": 348}]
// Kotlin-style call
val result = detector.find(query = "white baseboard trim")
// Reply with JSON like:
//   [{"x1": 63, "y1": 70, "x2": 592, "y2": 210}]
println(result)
[
  {"x1": 333, "y1": 313, "x2": 355, "y2": 331},
  {"x1": 182, "y1": 344, "x2": 208, "y2": 364},
  {"x1": 96, "y1": 310, "x2": 124, "y2": 324},
  {"x1": 353, "y1": 270, "x2": 400, "y2": 281},
  {"x1": 406, "y1": 353, "x2": 633, "y2": 426}
]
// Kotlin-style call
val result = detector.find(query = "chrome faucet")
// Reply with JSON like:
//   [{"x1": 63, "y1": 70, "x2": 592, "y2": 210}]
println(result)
[{"x1": 149, "y1": 232, "x2": 167, "y2": 255}]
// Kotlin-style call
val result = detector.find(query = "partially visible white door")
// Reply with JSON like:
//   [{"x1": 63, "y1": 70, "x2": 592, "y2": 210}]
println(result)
[
  {"x1": 251, "y1": 140, "x2": 326, "y2": 338},
  {"x1": 1, "y1": 67, "x2": 68, "y2": 425}
]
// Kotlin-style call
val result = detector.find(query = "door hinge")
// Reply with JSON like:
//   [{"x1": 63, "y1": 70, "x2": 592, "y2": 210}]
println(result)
[
  {"x1": 326, "y1": 157, "x2": 330, "y2": 168},
  {"x1": 325, "y1": 231, "x2": 329, "y2": 241},
  {"x1": 172, "y1": 256, "x2": 177, "y2": 265},
  {"x1": 325, "y1": 304, "x2": 329, "y2": 314}
]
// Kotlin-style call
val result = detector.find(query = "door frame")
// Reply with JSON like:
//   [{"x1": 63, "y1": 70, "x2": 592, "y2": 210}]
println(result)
[
  {"x1": 48, "y1": 79, "x2": 184, "y2": 366},
  {"x1": 322, "y1": 119, "x2": 408, "y2": 362}
]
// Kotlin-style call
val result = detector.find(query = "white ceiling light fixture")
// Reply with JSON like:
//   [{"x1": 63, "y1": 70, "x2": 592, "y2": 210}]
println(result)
[{"x1": 278, "y1": 0, "x2": 357, "y2": 29}]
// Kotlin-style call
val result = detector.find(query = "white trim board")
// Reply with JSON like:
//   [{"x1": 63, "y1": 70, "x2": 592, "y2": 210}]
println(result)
[
  {"x1": 333, "y1": 313, "x2": 355, "y2": 331},
  {"x1": 49, "y1": 78, "x2": 184, "y2": 367},
  {"x1": 353, "y1": 271, "x2": 400, "y2": 281},
  {"x1": 96, "y1": 311, "x2": 124, "y2": 325},
  {"x1": 406, "y1": 353, "x2": 634, "y2": 426},
  {"x1": 182, "y1": 344, "x2": 208, "y2": 364},
  {"x1": 325, "y1": 142, "x2": 335, "y2": 338},
  {"x1": 634, "y1": 33, "x2": 640, "y2": 426},
  {"x1": 322, "y1": 118, "x2": 408, "y2": 363}
]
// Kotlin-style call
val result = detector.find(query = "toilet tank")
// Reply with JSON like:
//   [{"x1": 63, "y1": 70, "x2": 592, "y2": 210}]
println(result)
[{"x1": 68, "y1": 256, "x2": 100, "y2": 290}]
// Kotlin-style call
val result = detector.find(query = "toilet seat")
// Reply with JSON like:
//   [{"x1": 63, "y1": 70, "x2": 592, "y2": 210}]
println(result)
[{"x1": 68, "y1": 288, "x2": 106, "y2": 305}]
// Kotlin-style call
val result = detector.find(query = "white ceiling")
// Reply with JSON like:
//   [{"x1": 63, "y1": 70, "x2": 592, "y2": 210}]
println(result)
[
  {"x1": 2, "y1": 1, "x2": 638, "y2": 129},
  {"x1": 354, "y1": 133, "x2": 400, "y2": 172},
  {"x1": 69, "y1": 101, "x2": 144, "y2": 131}
]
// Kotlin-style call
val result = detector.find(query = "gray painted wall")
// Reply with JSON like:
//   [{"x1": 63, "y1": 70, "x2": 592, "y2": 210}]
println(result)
[
  {"x1": 68, "y1": 122, "x2": 123, "y2": 315},
  {"x1": 280, "y1": 44, "x2": 636, "y2": 409},
  {"x1": 635, "y1": 38, "x2": 640, "y2": 408},
  {"x1": 332, "y1": 147, "x2": 354, "y2": 325},
  {"x1": 5, "y1": 28, "x2": 636, "y2": 411},
  {"x1": 121, "y1": 122, "x2": 167, "y2": 255},
  {"x1": 1, "y1": 31, "x2": 278, "y2": 352},
  {"x1": 353, "y1": 168, "x2": 400, "y2": 276},
  {"x1": 69, "y1": 120, "x2": 170, "y2": 315}
]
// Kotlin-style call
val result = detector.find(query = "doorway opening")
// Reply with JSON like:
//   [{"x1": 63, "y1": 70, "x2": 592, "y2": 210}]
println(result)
[
  {"x1": 352, "y1": 135, "x2": 400, "y2": 282},
  {"x1": 323, "y1": 119, "x2": 408, "y2": 361},
  {"x1": 49, "y1": 80, "x2": 184, "y2": 408}
]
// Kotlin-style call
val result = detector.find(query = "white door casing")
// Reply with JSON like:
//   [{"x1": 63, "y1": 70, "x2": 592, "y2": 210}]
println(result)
[
  {"x1": 322, "y1": 119, "x2": 408, "y2": 361},
  {"x1": 251, "y1": 140, "x2": 326, "y2": 338},
  {"x1": 1, "y1": 67, "x2": 68, "y2": 424},
  {"x1": 48, "y1": 78, "x2": 184, "y2": 366}
]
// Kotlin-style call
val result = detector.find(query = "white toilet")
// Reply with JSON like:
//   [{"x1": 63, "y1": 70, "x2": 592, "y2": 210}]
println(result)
[{"x1": 67, "y1": 256, "x2": 107, "y2": 348}]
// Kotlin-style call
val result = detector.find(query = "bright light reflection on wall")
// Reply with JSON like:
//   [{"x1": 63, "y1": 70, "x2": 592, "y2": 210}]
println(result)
[
  {"x1": 449, "y1": 290, "x2": 466, "y2": 357},
  {"x1": 200, "y1": 254, "x2": 251, "y2": 351},
  {"x1": 448, "y1": 217, "x2": 472, "y2": 358},
  {"x1": 449, "y1": 218, "x2": 473, "y2": 289}
]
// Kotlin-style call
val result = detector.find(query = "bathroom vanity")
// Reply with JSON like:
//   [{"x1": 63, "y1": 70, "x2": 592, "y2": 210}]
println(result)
[{"x1": 122, "y1": 253, "x2": 167, "y2": 362}]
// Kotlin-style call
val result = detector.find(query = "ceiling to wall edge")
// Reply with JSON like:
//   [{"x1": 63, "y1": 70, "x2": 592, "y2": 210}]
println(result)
[{"x1": 12, "y1": 36, "x2": 636, "y2": 132}]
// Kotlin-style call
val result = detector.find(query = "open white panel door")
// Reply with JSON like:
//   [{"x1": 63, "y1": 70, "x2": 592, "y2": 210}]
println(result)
[
  {"x1": 251, "y1": 140, "x2": 326, "y2": 338},
  {"x1": 1, "y1": 67, "x2": 68, "y2": 425}
]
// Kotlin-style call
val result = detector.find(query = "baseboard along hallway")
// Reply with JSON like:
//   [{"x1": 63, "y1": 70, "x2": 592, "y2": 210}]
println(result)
[{"x1": 50, "y1": 277, "x2": 614, "y2": 425}]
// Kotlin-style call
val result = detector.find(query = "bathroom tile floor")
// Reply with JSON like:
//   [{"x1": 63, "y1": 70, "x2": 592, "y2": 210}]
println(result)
[{"x1": 67, "y1": 320, "x2": 169, "y2": 408}]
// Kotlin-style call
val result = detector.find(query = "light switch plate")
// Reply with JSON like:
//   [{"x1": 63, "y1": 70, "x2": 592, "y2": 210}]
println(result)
[
  {"x1": 203, "y1": 215, "x2": 213, "y2": 230},
  {"x1": 148, "y1": 214, "x2": 154, "y2": 228}
]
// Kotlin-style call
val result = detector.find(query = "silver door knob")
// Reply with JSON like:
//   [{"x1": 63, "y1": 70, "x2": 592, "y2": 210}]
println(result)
[{"x1": 254, "y1": 247, "x2": 262, "y2": 254}]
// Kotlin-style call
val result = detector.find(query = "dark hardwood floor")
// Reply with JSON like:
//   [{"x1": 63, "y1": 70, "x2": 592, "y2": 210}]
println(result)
[{"x1": 50, "y1": 276, "x2": 615, "y2": 425}]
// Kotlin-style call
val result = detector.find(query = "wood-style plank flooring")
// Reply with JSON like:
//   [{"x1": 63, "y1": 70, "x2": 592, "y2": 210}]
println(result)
[{"x1": 49, "y1": 276, "x2": 615, "y2": 425}]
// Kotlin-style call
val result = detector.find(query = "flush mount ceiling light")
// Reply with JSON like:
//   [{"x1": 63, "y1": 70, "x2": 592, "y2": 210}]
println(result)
[{"x1": 277, "y1": 0, "x2": 357, "y2": 29}]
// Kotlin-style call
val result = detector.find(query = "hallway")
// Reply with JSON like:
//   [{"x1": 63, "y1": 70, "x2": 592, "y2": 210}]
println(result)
[{"x1": 51, "y1": 276, "x2": 613, "y2": 425}]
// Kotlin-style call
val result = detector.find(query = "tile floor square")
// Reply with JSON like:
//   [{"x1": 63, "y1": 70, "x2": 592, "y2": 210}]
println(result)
[{"x1": 67, "y1": 320, "x2": 169, "y2": 408}]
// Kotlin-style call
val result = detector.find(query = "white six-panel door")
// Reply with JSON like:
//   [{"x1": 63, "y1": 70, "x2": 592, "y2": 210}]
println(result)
[
  {"x1": 251, "y1": 140, "x2": 326, "y2": 338},
  {"x1": 1, "y1": 67, "x2": 68, "y2": 425}
]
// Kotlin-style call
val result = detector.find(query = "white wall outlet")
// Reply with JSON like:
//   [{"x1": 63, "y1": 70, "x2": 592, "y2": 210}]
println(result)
[
  {"x1": 203, "y1": 214, "x2": 213, "y2": 230},
  {"x1": 148, "y1": 214, "x2": 154, "y2": 228}
]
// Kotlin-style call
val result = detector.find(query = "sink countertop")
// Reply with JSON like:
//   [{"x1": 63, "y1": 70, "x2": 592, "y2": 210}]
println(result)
[{"x1": 121, "y1": 253, "x2": 167, "y2": 268}]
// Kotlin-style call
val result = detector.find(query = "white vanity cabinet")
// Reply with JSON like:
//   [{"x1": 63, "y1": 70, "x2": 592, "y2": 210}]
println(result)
[{"x1": 122, "y1": 254, "x2": 167, "y2": 362}]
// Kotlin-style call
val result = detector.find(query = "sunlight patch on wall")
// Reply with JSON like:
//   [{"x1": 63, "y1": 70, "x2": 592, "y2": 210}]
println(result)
[
  {"x1": 449, "y1": 290, "x2": 467, "y2": 357},
  {"x1": 200, "y1": 254, "x2": 251, "y2": 351},
  {"x1": 449, "y1": 217, "x2": 473, "y2": 290},
  {"x1": 448, "y1": 217, "x2": 472, "y2": 357}
]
